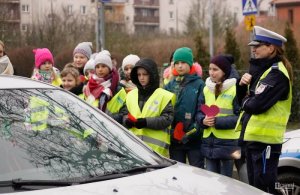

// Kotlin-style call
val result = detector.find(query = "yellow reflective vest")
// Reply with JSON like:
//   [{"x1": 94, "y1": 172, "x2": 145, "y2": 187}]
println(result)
[
  {"x1": 244, "y1": 62, "x2": 292, "y2": 144},
  {"x1": 28, "y1": 96, "x2": 50, "y2": 131},
  {"x1": 126, "y1": 88, "x2": 175, "y2": 157},
  {"x1": 106, "y1": 87, "x2": 127, "y2": 114},
  {"x1": 203, "y1": 84, "x2": 240, "y2": 139},
  {"x1": 27, "y1": 96, "x2": 69, "y2": 131}
]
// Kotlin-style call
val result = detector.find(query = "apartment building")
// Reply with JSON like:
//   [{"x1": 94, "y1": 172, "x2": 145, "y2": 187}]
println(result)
[
  {"x1": 20, "y1": 0, "x2": 97, "y2": 32},
  {"x1": 1, "y1": 0, "x2": 277, "y2": 40},
  {"x1": 0, "y1": 0, "x2": 21, "y2": 42}
]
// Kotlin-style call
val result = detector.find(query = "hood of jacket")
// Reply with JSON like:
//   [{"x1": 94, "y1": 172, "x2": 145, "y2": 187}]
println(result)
[{"x1": 131, "y1": 58, "x2": 159, "y2": 96}]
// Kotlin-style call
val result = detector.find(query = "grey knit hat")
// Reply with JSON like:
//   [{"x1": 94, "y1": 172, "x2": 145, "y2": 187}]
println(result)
[{"x1": 73, "y1": 42, "x2": 93, "y2": 59}]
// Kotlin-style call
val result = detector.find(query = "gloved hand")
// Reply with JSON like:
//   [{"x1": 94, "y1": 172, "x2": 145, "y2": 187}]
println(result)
[
  {"x1": 125, "y1": 118, "x2": 135, "y2": 128},
  {"x1": 173, "y1": 122, "x2": 185, "y2": 141},
  {"x1": 128, "y1": 113, "x2": 137, "y2": 122},
  {"x1": 135, "y1": 118, "x2": 147, "y2": 129}
]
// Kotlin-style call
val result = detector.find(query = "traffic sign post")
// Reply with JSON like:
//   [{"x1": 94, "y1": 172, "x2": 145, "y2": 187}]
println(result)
[{"x1": 242, "y1": 0, "x2": 258, "y2": 16}]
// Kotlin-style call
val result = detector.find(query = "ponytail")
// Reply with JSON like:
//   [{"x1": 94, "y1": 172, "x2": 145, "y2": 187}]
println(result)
[{"x1": 275, "y1": 46, "x2": 293, "y2": 83}]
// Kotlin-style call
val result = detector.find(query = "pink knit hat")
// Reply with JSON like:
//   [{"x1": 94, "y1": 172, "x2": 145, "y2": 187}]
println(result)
[{"x1": 33, "y1": 48, "x2": 54, "y2": 68}]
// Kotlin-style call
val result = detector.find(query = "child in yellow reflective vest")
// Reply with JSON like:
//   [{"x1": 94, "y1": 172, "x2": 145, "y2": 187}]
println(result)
[{"x1": 122, "y1": 58, "x2": 175, "y2": 157}]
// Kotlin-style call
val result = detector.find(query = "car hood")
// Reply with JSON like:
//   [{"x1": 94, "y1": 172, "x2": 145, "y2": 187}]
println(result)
[
  {"x1": 284, "y1": 129, "x2": 300, "y2": 139},
  {"x1": 6, "y1": 163, "x2": 267, "y2": 195}
]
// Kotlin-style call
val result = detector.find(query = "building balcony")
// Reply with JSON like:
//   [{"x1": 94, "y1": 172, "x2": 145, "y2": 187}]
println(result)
[
  {"x1": 2, "y1": 13, "x2": 20, "y2": 23},
  {"x1": 104, "y1": 0, "x2": 126, "y2": 6},
  {"x1": 0, "y1": 0, "x2": 20, "y2": 3},
  {"x1": 134, "y1": 15, "x2": 159, "y2": 24},
  {"x1": 134, "y1": 0, "x2": 159, "y2": 8}
]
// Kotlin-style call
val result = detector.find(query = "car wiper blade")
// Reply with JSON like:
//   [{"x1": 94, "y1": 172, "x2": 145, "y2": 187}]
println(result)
[
  {"x1": 81, "y1": 164, "x2": 170, "y2": 184},
  {"x1": 0, "y1": 178, "x2": 76, "y2": 189},
  {"x1": 121, "y1": 163, "x2": 171, "y2": 174}
]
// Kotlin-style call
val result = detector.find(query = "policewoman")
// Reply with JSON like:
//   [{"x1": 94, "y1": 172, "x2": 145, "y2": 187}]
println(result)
[
  {"x1": 123, "y1": 58, "x2": 175, "y2": 157},
  {"x1": 237, "y1": 26, "x2": 293, "y2": 194}
]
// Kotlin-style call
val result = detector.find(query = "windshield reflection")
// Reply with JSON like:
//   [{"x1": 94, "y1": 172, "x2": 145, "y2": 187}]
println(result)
[{"x1": 0, "y1": 89, "x2": 169, "y2": 181}]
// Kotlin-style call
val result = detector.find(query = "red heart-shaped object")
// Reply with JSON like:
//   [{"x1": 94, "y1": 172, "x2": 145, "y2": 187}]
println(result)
[
  {"x1": 200, "y1": 104, "x2": 220, "y2": 117},
  {"x1": 173, "y1": 122, "x2": 185, "y2": 141}
]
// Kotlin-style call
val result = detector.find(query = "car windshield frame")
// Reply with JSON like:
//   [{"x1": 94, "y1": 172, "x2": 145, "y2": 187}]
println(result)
[{"x1": 0, "y1": 88, "x2": 172, "y2": 182}]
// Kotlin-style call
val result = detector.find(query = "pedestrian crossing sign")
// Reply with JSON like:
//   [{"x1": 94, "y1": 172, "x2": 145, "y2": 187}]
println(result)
[{"x1": 242, "y1": 0, "x2": 258, "y2": 15}]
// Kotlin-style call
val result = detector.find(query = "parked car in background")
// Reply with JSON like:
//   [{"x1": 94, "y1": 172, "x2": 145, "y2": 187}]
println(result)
[
  {"x1": 0, "y1": 75, "x2": 268, "y2": 195},
  {"x1": 278, "y1": 129, "x2": 300, "y2": 195}
]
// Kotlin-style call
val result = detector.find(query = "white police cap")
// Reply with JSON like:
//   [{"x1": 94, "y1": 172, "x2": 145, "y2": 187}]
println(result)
[{"x1": 248, "y1": 26, "x2": 287, "y2": 47}]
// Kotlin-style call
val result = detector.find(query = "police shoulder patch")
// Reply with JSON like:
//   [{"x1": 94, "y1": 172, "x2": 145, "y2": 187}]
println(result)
[{"x1": 255, "y1": 83, "x2": 267, "y2": 94}]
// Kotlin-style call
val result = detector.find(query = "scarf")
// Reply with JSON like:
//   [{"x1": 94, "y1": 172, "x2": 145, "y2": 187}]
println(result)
[
  {"x1": 0, "y1": 55, "x2": 14, "y2": 75},
  {"x1": 31, "y1": 68, "x2": 55, "y2": 84},
  {"x1": 84, "y1": 74, "x2": 112, "y2": 100},
  {"x1": 205, "y1": 77, "x2": 236, "y2": 93}
]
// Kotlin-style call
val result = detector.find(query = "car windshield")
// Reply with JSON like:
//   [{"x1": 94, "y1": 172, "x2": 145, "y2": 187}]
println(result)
[{"x1": 0, "y1": 88, "x2": 170, "y2": 181}]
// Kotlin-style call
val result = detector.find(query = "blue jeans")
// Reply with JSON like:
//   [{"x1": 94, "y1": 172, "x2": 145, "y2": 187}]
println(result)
[
  {"x1": 169, "y1": 147, "x2": 204, "y2": 168},
  {"x1": 206, "y1": 158, "x2": 234, "y2": 177}
]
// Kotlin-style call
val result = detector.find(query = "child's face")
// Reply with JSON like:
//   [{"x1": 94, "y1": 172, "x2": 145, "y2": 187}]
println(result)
[
  {"x1": 137, "y1": 67, "x2": 150, "y2": 87},
  {"x1": 174, "y1": 61, "x2": 190, "y2": 75},
  {"x1": 209, "y1": 63, "x2": 225, "y2": 83},
  {"x1": 73, "y1": 53, "x2": 88, "y2": 69},
  {"x1": 123, "y1": 64, "x2": 134, "y2": 80},
  {"x1": 62, "y1": 73, "x2": 77, "y2": 91},
  {"x1": 95, "y1": 64, "x2": 110, "y2": 78},
  {"x1": 40, "y1": 61, "x2": 53, "y2": 71},
  {"x1": 0, "y1": 44, "x2": 4, "y2": 57},
  {"x1": 85, "y1": 69, "x2": 95, "y2": 79}
]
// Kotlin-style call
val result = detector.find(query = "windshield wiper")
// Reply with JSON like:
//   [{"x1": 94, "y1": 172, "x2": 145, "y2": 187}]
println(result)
[
  {"x1": 0, "y1": 178, "x2": 76, "y2": 189},
  {"x1": 121, "y1": 163, "x2": 171, "y2": 174},
  {"x1": 81, "y1": 164, "x2": 171, "y2": 184}
]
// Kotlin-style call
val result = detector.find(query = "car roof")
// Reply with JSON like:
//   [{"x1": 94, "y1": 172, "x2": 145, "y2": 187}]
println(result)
[{"x1": 0, "y1": 75, "x2": 56, "y2": 89}]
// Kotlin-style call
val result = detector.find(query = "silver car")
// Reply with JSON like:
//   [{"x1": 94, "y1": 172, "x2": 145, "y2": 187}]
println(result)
[{"x1": 0, "y1": 75, "x2": 267, "y2": 194}]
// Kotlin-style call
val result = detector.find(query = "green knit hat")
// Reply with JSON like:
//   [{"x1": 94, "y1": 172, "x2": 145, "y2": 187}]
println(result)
[{"x1": 173, "y1": 47, "x2": 193, "y2": 66}]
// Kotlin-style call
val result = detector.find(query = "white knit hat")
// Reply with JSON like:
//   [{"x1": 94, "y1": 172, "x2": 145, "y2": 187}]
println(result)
[
  {"x1": 83, "y1": 58, "x2": 96, "y2": 75},
  {"x1": 94, "y1": 53, "x2": 113, "y2": 70},
  {"x1": 122, "y1": 54, "x2": 140, "y2": 71},
  {"x1": 99, "y1": 50, "x2": 111, "y2": 57}
]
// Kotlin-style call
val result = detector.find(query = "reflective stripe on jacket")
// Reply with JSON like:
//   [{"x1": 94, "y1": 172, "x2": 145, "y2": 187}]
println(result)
[
  {"x1": 126, "y1": 88, "x2": 174, "y2": 157},
  {"x1": 203, "y1": 84, "x2": 240, "y2": 139},
  {"x1": 244, "y1": 62, "x2": 292, "y2": 144}
]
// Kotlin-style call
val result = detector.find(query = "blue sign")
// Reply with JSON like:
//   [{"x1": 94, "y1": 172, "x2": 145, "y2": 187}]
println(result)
[{"x1": 242, "y1": 0, "x2": 258, "y2": 16}]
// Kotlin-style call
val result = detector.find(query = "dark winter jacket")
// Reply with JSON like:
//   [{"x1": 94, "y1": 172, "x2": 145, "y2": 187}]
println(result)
[
  {"x1": 122, "y1": 58, "x2": 174, "y2": 130},
  {"x1": 164, "y1": 73, "x2": 205, "y2": 149}
]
